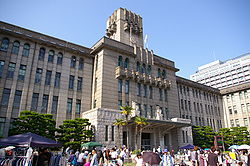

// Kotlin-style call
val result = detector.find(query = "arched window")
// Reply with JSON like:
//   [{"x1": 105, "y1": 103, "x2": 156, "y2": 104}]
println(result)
[
  {"x1": 124, "y1": 58, "x2": 129, "y2": 69},
  {"x1": 22, "y1": 43, "x2": 30, "y2": 56},
  {"x1": 38, "y1": 47, "x2": 45, "y2": 60},
  {"x1": 118, "y1": 56, "x2": 123, "y2": 67},
  {"x1": 0, "y1": 38, "x2": 9, "y2": 51},
  {"x1": 162, "y1": 70, "x2": 166, "y2": 78},
  {"x1": 136, "y1": 62, "x2": 140, "y2": 72},
  {"x1": 57, "y1": 52, "x2": 63, "y2": 65},
  {"x1": 142, "y1": 63, "x2": 146, "y2": 74},
  {"x1": 157, "y1": 68, "x2": 161, "y2": 77},
  {"x1": 48, "y1": 50, "x2": 54, "y2": 62},
  {"x1": 70, "y1": 56, "x2": 76, "y2": 68},
  {"x1": 147, "y1": 65, "x2": 151, "y2": 75},
  {"x1": 79, "y1": 58, "x2": 84, "y2": 70},
  {"x1": 11, "y1": 41, "x2": 20, "y2": 55}
]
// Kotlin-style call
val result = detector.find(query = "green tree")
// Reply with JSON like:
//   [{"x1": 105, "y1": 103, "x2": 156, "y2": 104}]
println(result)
[
  {"x1": 120, "y1": 106, "x2": 133, "y2": 148},
  {"x1": 192, "y1": 125, "x2": 215, "y2": 148},
  {"x1": 9, "y1": 110, "x2": 56, "y2": 139},
  {"x1": 113, "y1": 119, "x2": 126, "y2": 146},
  {"x1": 56, "y1": 118, "x2": 93, "y2": 150},
  {"x1": 217, "y1": 127, "x2": 250, "y2": 148},
  {"x1": 134, "y1": 116, "x2": 148, "y2": 150}
]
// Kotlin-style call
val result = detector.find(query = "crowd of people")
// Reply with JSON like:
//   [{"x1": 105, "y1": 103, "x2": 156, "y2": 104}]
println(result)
[
  {"x1": 65, "y1": 145, "x2": 250, "y2": 166},
  {"x1": 1, "y1": 145, "x2": 250, "y2": 166}
]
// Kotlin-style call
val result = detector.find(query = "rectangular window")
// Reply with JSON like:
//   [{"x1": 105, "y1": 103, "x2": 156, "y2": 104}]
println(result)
[
  {"x1": 150, "y1": 105, "x2": 153, "y2": 118},
  {"x1": 247, "y1": 103, "x2": 250, "y2": 112},
  {"x1": 45, "y1": 70, "x2": 52, "y2": 85},
  {"x1": 144, "y1": 104, "x2": 147, "y2": 117},
  {"x1": 12, "y1": 90, "x2": 22, "y2": 113},
  {"x1": 111, "y1": 126, "x2": 114, "y2": 141},
  {"x1": 235, "y1": 119, "x2": 240, "y2": 127},
  {"x1": 35, "y1": 68, "x2": 43, "y2": 84},
  {"x1": 118, "y1": 79, "x2": 122, "y2": 92},
  {"x1": 18, "y1": 65, "x2": 26, "y2": 80},
  {"x1": 241, "y1": 104, "x2": 246, "y2": 113},
  {"x1": 118, "y1": 100, "x2": 122, "y2": 110},
  {"x1": 69, "y1": 75, "x2": 74, "y2": 89},
  {"x1": 105, "y1": 125, "x2": 108, "y2": 141},
  {"x1": 233, "y1": 105, "x2": 237, "y2": 114},
  {"x1": 230, "y1": 119, "x2": 234, "y2": 127},
  {"x1": 159, "y1": 88, "x2": 162, "y2": 101},
  {"x1": 54, "y1": 72, "x2": 61, "y2": 88},
  {"x1": 125, "y1": 80, "x2": 129, "y2": 94},
  {"x1": 41, "y1": 94, "x2": 49, "y2": 113},
  {"x1": 185, "y1": 131, "x2": 188, "y2": 143},
  {"x1": 76, "y1": 99, "x2": 81, "y2": 114},
  {"x1": 143, "y1": 85, "x2": 147, "y2": 97},
  {"x1": 188, "y1": 101, "x2": 191, "y2": 111},
  {"x1": 182, "y1": 130, "x2": 185, "y2": 143},
  {"x1": 228, "y1": 106, "x2": 232, "y2": 114},
  {"x1": 51, "y1": 96, "x2": 58, "y2": 114},
  {"x1": 137, "y1": 83, "x2": 141, "y2": 96},
  {"x1": 243, "y1": 118, "x2": 248, "y2": 126},
  {"x1": 149, "y1": 86, "x2": 153, "y2": 99},
  {"x1": 0, "y1": 118, "x2": 5, "y2": 137},
  {"x1": 1, "y1": 89, "x2": 11, "y2": 107},
  {"x1": 7, "y1": 63, "x2": 15, "y2": 78},
  {"x1": 77, "y1": 77, "x2": 83, "y2": 91},
  {"x1": 67, "y1": 98, "x2": 73, "y2": 113},
  {"x1": 165, "y1": 108, "x2": 169, "y2": 119},
  {"x1": 31, "y1": 93, "x2": 39, "y2": 111},
  {"x1": 0, "y1": 61, "x2": 4, "y2": 78},
  {"x1": 181, "y1": 99, "x2": 184, "y2": 109},
  {"x1": 164, "y1": 90, "x2": 167, "y2": 102}
]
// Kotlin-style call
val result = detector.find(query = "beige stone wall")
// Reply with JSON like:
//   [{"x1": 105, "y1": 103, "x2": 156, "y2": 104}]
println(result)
[
  {"x1": 176, "y1": 77, "x2": 223, "y2": 131},
  {"x1": 0, "y1": 31, "x2": 93, "y2": 136},
  {"x1": 221, "y1": 85, "x2": 250, "y2": 130}
]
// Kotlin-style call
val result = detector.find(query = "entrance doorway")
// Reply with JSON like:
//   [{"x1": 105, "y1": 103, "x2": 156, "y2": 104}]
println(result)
[{"x1": 141, "y1": 133, "x2": 151, "y2": 150}]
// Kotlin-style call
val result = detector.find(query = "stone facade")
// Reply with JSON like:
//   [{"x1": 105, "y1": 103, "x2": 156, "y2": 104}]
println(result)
[
  {"x1": 176, "y1": 76, "x2": 224, "y2": 131},
  {"x1": 220, "y1": 82, "x2": 250, "y2": 130},
  {"x1": 0, "y1": 8, "x2": 225, "y2": 150}
]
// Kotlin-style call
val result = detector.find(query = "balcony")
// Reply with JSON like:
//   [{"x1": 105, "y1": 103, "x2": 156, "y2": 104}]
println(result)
[{"x1": 115, "y1": 66, "x2": 171, "y2": 89}]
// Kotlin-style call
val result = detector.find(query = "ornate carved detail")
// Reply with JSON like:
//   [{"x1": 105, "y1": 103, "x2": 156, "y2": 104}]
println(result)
[
  {"x1": 115, "y1": 66, "x2": 171, "y2": 89},
  {"x1": 106, "y1": 22, "x2": 117, "y2": 37}
]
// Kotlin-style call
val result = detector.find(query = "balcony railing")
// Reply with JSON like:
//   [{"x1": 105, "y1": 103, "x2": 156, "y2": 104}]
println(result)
[{"x1": 115, "y1": 66, "x2": 171, "y2": 89}]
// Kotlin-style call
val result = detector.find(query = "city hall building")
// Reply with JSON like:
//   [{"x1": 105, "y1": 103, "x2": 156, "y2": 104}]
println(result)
[{"x1": 0, "y1": 8, "x2": 223, "y2": 150}]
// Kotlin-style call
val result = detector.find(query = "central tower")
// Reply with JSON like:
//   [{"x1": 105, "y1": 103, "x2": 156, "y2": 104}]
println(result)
[{"x1": 106, "y1": 8, "x2": 144, "y2": 48}]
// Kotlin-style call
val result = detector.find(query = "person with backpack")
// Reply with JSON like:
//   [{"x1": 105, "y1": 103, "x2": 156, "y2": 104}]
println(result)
[{"x1": 68, "y1": 151, "x2": 77, "y2": 166}]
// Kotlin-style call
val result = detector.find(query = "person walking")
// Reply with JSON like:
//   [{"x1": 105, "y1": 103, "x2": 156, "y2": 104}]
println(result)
[
  {"x1": 90, "y1": 149, "x2": 98, "y2": 166},
  {"x1": 207, "y1": 147, "x2": 218, "y2": 166},
  {"x1": 162, "y1": 149, "x2": 174, "y2": 166}
]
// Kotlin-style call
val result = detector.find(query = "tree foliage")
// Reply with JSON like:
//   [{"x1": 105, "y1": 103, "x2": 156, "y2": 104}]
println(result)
[
  {"x1": 56, "y1": 118, "x2": 93, "y2": 150},
  {"x1": 192, "y1": 125, "x2": 215, "y2": 148},
  {"x1": 9, "y1": 111, "x2": 56, "y2": 140},
  {"x1": 217, "y1": 127, "x2": 250, "y2": 148}
]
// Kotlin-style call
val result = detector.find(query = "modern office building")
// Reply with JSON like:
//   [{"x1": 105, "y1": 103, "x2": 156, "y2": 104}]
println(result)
[
  {"x1": 190, "y1": 53, "x2": 250, "y2": 130},
  {"x1": 0, "y1": 8, "x2": 224, "y2": 149},
  {"x1": 190, "y1": 54, "x2": 250, "y2": 89}
]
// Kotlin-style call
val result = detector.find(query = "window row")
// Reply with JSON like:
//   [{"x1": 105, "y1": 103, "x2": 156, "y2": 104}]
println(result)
[
  {"x1": 118, "y1": 101, "x2": 169, "y2": 119},
  {"x1": 0, "y1": 38, "x2": 85, "y2": 70},
  {"x1": 0, "y1": 38, "x2": 30, "y2": 56},
  {"x1": 228, "y1": 103, "x2": 250, "y2": 115},
  {"x1": 117, "y1": 56, "x2": 167, "y2": 78},
  {"x1": 0, "y1": 60, "x2": 27, "y2": 80},
  {"x1": 0, "y1": 89, "x2": 82, "y2": 115},
  {"x1": 230, "y1": 118, "x2": 249, "y2": 127}
]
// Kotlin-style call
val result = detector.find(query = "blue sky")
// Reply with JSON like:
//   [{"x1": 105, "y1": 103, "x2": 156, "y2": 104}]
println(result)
[{"x1": 1, "y1": 0, "x2": 249, "y2": 78}]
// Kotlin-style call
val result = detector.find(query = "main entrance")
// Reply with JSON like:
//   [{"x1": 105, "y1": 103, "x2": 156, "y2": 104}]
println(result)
[{"x1": 141, "y1": 133, "x2": 151, "y2": 150}]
